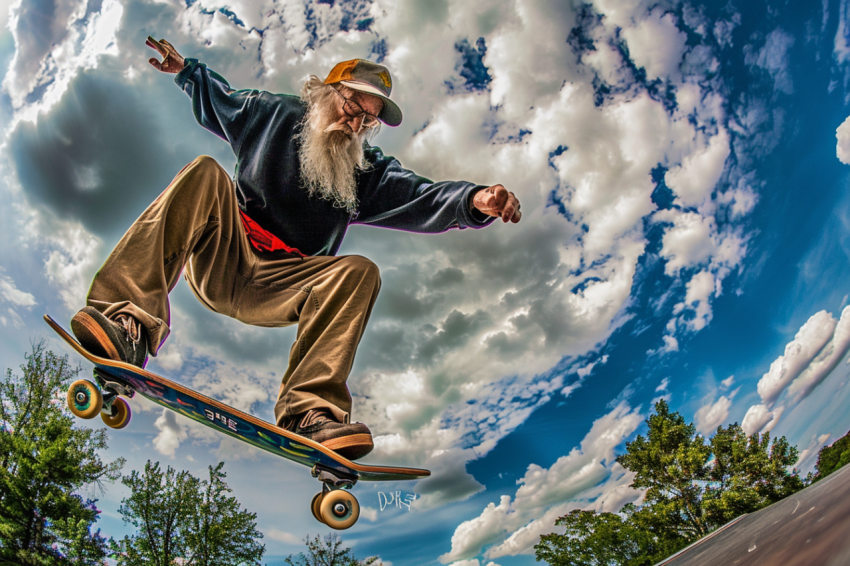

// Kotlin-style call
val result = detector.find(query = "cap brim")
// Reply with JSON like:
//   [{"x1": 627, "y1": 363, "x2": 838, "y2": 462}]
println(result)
[{"x1": 339, "y1": 80, "x2": 403, "y2": 127}]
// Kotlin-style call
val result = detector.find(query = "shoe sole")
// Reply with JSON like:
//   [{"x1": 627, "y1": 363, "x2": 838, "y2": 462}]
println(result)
[
  {"x1": 71, "y1": 311, "x2": 121, "y2": 361},
  {"x1": 321, "y1": 433, "x2": 374, "y2": 459}
]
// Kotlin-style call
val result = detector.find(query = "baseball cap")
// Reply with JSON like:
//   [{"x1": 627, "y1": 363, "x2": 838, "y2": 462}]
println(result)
[{"x1": 324, "y1": 59, "x2": 403, "y2": 127}]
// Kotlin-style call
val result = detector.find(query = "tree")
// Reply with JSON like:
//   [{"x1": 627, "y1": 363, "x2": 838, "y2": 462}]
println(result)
[
  {"x1": 536, "y1": 401, "x2": 806, "y2": 565},
  {"x1": 619, "y1": 400, "x2": 804, "y2": 544},
  {"x1": 0, "y1": 342, "x2": 124, "y2": 565},
  {"x1": 285, "y1": 533, "x2": 382, "y2": 566},
  {"x1": 112, "y1": 461, "x2": 199, "y2": 566},
  {"x1": 112, "y1": 460, "x2": 264, "y2": 566},
  {"x1": 183, "y1": 462, "x2": 265, "y2": 566},
  {"x1": 812, "y1": 430, "x2": 850, "y2": 482},
  {"x1": 535, "y1": 509, "x2": 656, "y2": 566}
]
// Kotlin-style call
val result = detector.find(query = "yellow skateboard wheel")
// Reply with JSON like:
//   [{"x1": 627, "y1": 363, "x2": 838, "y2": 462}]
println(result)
[
  {"x1": 67, "y1": 379, "x2": 103, "y2": 419},
  {"x1": 102, "y1": 397, "x2": 132, "y2": 429},
  {"x1": 311, "y1": 492, "x2": 326, "y2": 525},
  {"x1": 319, "y1": 490, "x2": 359, "y2": 530}
]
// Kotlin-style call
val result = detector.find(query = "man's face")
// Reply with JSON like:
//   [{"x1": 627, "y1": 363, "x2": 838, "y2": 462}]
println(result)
[{"x1": 327, "y1": 87, "x2": 385, "y2": 135}]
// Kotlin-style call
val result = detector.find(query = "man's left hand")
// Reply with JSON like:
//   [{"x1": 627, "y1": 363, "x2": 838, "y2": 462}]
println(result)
[{"x1": 472, "y1": 185, "x2": 522, "y2": 223}]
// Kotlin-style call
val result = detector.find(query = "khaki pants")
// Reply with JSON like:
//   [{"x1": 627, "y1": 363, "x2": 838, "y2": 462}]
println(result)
[{"x1": 87, "y1": 156, "x2": 381, "y2": 425}]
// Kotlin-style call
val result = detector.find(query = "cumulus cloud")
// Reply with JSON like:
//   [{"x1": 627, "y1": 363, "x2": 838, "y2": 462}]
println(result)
[
  {"x1": 695, "y1": 394, "x2": 733, "y2": 435},
  {"x1": 836, "y1": 115, "x2": 850, "y2": 164},
  {"x1": 0, "y1": 271, "x2": 36, "y2": 307},
  {"x1": 757, "y1": 310, "x2": 837, "y2": 406},
  {"x1": 0, "y1": 270, "x2": 36, "y2": 329},
  {"x1": 620, "y1": 10, "x2": 687, "y2": 83},
  {"x1": 742, "y1": 307, "x2": 850, "y2": 435},
  {"x1": 153, "y1": 408, "x2": 189, "y2": 457},
  {"x1": 438, "y1": 402, "x2": 643, "y2": 562},
  {"x1": 665, "y1": 128, "x2": 731, "y2": 209}
]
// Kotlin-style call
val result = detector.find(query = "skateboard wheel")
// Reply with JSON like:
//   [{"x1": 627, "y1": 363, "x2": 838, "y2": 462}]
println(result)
[
  {"x1": 102, "y1": 397, "x2": 132, "y2": 429},
  {"x1": 67, "y1": 379, "x2": 103, "y2": 419},
  {"x1": 311, "y1": 492, "x2": 326, "y2": 525},
  {"x1": 319, "y1": 490, "x2": 359, "y2": 530}
]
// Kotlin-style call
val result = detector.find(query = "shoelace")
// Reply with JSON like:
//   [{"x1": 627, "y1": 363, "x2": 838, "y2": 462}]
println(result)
[
  {"x1": 113, "y1": 314, "x2": 143, "y2": 351},
  {"x1": 300, "y1": 409, "x2": 335, "y2": 428}
]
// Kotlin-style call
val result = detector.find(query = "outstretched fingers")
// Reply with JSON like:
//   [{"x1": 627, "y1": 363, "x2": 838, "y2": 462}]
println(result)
[{"x1": 145, "y1": 36, "x2": 184, "y2": 73}]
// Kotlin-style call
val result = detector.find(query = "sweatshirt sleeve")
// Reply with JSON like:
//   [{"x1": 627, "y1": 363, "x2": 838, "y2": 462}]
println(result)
[
  {"x1": 354, "y1": 145, "x2": 495, "y2": 232},
  {"x1": 174, "y1": 58, "x2": 257, "y2": 153}
]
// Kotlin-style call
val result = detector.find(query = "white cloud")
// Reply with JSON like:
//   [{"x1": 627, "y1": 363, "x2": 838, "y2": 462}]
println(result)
[
  {"x1": 650, "y1": 334, "x2": 679, "y2": 356},
  {"x1": 674, "y1": 269, "x2": 716, "y2": 332},
  {"x1": 439, "y1": 402, "x2": 643, "y2": 562},
  {"x1": 795, "y1": 433, "x2": 832, "y2": 474},
  {"x1": 741, "y1": 403, "x2": 775, "y2": 436},
  {"x1": 41, "y1": 222, "x2": 105, "y2": 311},
  {"x1": 620, "y1": 10, "x2": 687, "y2": 83},
  {"x1": 666, "y1": 128, "x2": 731, "y2": 209},
  {"x1": 787, "y1": 307, "x2": 850, "y2": 402},
  {"x1": 0, "y1": 272, "x2": 36, "y2": 307},
  {"x1": 695, "y1": 395, "x2": 732, "y2": 435},
  {"x1": 742, "y1": 307, "x2": 850, "y2": 435},
  {"x1": 657, "y1": 211, "x2": 717, "y2": 275},
  {"x1": 756, "y1": 310, "x2": 837, "y2": 406},
  {"x1": 153, "y1": 408, "x2": 189, "y2": 457},
  {"x1": 836, "y1": 115, "x2": 850, "y2": 165},
  {"x1": 5, "y1": 0, "x2": 123, "y2": 125}
]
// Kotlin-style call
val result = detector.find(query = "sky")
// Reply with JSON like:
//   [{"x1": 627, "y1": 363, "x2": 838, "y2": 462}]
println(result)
[{"x1": 2, "y1": 0, "x2": 850, "y2": 564}]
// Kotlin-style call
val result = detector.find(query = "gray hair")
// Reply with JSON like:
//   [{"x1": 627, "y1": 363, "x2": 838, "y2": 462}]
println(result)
[{"x1": 295, "y1": 75, "x2": 374, "y2": 213}]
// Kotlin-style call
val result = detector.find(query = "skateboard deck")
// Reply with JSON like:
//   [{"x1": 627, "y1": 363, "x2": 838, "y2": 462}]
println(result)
[{"x1": 45, "y1": 314, "x2": 428, "y2": 528}]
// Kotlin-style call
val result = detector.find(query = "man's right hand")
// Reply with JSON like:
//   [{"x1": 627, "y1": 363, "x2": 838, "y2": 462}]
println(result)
[{"x1": 146, "y1": 36, "x2": 185, "y2": 74}]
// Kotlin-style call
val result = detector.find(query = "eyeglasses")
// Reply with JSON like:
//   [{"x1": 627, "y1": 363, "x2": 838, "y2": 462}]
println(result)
[{"x1": 331, "y1": 88, "x2": 380, "y2": 129}]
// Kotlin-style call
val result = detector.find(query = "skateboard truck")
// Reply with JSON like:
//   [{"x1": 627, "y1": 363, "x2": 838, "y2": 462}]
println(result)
[
  {"x1": 94, "y1": 369, "x2": 135, "y2": 416},
  {"x1": 309, "y1": 464, "x2": 361, "y2": 528},
  {"x1": 311, "y1": 464, "x2": 357, "y2": 490}
]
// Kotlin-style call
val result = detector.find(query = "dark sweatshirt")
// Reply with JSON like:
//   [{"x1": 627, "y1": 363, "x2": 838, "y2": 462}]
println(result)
[{"x1": 174, "y1": 59, "x2": 494, "y2": 257}]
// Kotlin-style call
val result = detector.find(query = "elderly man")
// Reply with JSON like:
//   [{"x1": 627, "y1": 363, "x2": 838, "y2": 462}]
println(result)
[{"x1": 71, "y1": 37, "x2": 521, "y2": 460}]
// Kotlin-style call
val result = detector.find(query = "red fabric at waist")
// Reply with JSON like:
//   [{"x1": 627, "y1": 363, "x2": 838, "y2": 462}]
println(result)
[{"x1": 238, "y1": 210, "x2": 305, "y2": 257}]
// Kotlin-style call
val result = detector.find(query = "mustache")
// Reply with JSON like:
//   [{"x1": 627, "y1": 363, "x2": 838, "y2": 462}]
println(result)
[{"x1": 323, "y1": 122, "x2": 352, "y2": 135}]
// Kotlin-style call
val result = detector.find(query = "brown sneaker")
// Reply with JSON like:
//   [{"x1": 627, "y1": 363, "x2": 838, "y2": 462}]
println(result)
[
  {"x1": 71, "y1": 307, "x2": 148, "y2": 368},
  {"x1": 282, "y1": 409, "x2": 373, "y2": 460}
]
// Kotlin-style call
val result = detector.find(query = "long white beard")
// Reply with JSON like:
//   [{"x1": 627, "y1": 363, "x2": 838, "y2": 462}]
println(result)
[{"x1": 297, "y1": 99, "x2": 367, "y2": 213}]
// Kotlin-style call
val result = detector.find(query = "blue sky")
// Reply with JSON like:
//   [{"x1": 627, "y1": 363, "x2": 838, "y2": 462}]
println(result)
[{"x1": 2, "y1": 0, "x2": 850, "y2": 565}]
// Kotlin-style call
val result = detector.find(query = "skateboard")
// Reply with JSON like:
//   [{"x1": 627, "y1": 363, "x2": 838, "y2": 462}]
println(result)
[{"x1": 44, "y1": 314, "x2": 429, "y2": 530}]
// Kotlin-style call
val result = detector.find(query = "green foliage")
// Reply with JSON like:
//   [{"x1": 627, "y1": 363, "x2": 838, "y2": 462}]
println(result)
[
  {"x1": 0, "y1": 342, "x2": 124, "y2": 565},
  {"x1": 184, "y1": 462, "x2": 265, "y2": 566},
  {"x1": 812, "y1": 431, "x2": 850, "y2": 482},
  {"x1": 285, "y1": 533, "x2": 382, "y2": 566},
  {"x1": 535, "y1": 400, "x2": 806, "y2": 566},
  {"x1": 112, "y1": 460, "x2": 264, "y2": 566},
  {"x1": 535, "y1": 509, "x2": 656, "y2": 566}
]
